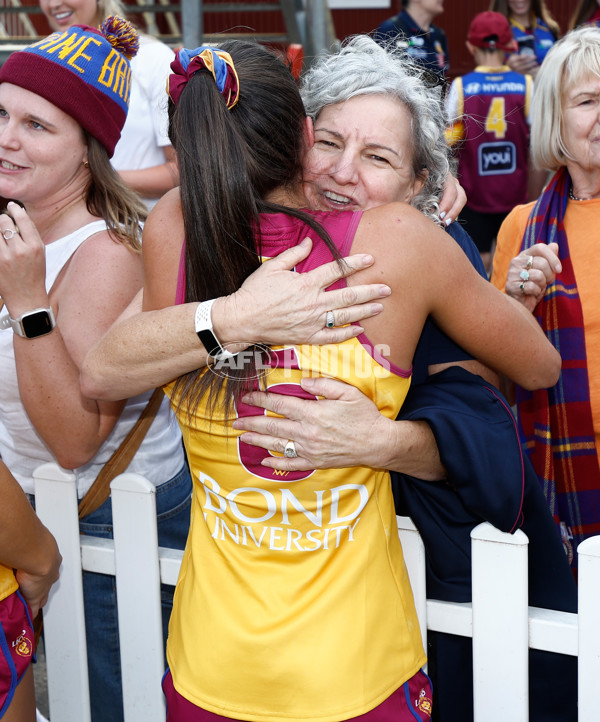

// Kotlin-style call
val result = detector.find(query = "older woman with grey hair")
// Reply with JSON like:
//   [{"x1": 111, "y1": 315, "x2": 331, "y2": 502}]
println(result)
[
  {"x1": 301, "y1": 35, "x2": 451, "y2": 224},
  {"x1": 234, "y1": 34, "x2": 494, "y2": 473},
  {"x1": 83, "y1": 34, "x2": 475, "y2": 482}
]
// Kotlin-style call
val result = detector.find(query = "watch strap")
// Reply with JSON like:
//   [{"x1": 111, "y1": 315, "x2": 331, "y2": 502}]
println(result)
[
  {"x1": 0, "y1": 307, "x2": 56, "y2": 338},
  {"x1": 194, "y1": 300, "x2": 236, "y2": 360}
]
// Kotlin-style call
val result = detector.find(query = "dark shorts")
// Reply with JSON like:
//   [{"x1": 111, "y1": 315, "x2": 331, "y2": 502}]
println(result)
[
  {"x1": 0, "y1": 590, "x2": 35, "y2": 718},
  {"x1": 162, "y1": 667, "x2": 432, "y2": 721},
  {"x1": 458, "y1": 206, "x2": 508, "y2": 254}
]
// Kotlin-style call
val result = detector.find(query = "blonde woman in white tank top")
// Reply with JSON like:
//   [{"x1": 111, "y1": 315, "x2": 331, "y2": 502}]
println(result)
[{"x1": 0, "y1": 20, "x2": 190, "y2": 722}]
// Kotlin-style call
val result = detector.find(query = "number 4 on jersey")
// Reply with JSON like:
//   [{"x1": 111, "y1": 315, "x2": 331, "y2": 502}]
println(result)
[{"x1": 485, "y1": 96, "x2": 507, "y2": 139}]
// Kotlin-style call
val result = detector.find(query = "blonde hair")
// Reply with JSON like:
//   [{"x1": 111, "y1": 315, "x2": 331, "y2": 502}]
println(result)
[
  {"x1": 530, "y1": 25, "x2": 600, "y2": 170},
  {"x1": 85, "y1": 134, "x2": 147, "y2": 250},
  {"x1": 97, "y1": 0, "x2": 126, "y2": 23}
]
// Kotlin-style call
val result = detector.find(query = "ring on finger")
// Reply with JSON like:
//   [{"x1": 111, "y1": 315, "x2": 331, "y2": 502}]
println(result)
[
  {"x1": 284, "y1": 440, "x2": 297, "y2": 458},
  {"x1": 1, "y1": 228, "x2": 15, "y2": 241},
  {"x1": 525, "y1": 255, "x2": 533, "y2": 270},
  {"x1": 519, "y1": 269, "x2": 530, "y2": 282},
  {"x1": 325, "y1": 310, "x2": 335, "y2": 329},
  {"x1": 519, "y1": 282, "x2": 525, "y2": 294}
]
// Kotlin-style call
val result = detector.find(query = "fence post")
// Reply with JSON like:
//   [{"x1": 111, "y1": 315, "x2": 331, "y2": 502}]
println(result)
[
  {"x1": 33, "y1": 462, "x2": 92, "y2": 722},
  {"x1": 111, "y1": 473, "x2": 166, "y2": 722},
  {"x1": 577, "y1": 535, "x2": 600, "y2": 721},
  {"x1": 397, "y1": 515, "x2": 428, "y2": 655},
  {"x1": 471, "y1": 522, "x2": 529, "y2": 722}
]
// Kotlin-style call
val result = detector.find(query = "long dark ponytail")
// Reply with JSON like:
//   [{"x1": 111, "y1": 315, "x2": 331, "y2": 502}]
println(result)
[{"x1": 169, "y1": 40, "x2": 339, "y2": 417}]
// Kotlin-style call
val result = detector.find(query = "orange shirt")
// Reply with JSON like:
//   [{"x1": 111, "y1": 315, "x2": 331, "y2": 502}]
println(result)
[{"x1": 492, "y1": 198, "x2": 600, "y2": 450}]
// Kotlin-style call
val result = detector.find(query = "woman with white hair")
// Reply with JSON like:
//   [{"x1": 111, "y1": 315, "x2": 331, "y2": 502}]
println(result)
[
  {"x1": 492, "y1": 25, "x2": 600, "y2": 573},
  {"x1": 81, "y1": 35, "x2": 557, "y2": 502}
]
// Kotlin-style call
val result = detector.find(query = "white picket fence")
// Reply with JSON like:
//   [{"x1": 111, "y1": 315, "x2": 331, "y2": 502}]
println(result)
[{"x1": 32, "y1": 462, "x2": 600, "y2": 722}]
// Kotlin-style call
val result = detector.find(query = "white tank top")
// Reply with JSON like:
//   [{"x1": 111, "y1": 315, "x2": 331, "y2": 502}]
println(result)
[{"x1": 0, "y1": 221, "x2": 183, "y2": 497}]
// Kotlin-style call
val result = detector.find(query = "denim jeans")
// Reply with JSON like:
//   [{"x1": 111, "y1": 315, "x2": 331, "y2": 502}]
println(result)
[{"x1": 79, "y1": 463, "x2": 192, "y2": 722}]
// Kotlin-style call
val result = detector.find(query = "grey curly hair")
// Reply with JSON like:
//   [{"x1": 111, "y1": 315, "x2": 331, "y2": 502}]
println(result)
[{"x1": 300, "y1": 35, "x2": 450, "y2": 222}]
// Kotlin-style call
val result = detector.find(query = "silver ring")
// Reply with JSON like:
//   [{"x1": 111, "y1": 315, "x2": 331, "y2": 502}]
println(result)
[
  {"x1": 519, "y1": 269, "x2": 530, "y2": 282},
  {"x1": 325, "y1": 310, "x2": 335, "y2": 328},
  {"x1": 1, "y1": 228, "x2": 15, "y2": 240},
  {"x1": 284, "y1": 440, "x2": 297, "y2": 458},
  {"x1": 525, "y1": 255, "x2": 533, "y2": 270}
]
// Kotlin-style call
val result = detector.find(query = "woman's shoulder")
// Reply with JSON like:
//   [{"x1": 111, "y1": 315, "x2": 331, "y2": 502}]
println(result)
[
  {"x1": 357, "y1": 202, "x2": 446, "y2": 255},
  {"x1": 142, "y1": 188, "x2": 184, "y2": 267},
  {"x1": 151, "y1": 186, "x2": 181, "y2": 210},
  {"x1": 144, "y1": 188, "x2": 182, "y2": 239},
  {"x1": 50, "y1": 222, "x2": 143, "y2": 308},
  {"x1": 360, "y1": 202, "x2": 432, "y2": 231},
  {"x1": 352, "y1": 203, "x2": 457, "y2": 290},
  {"x1": 53, "y1": 213, "x2": 136, "y2": 262},
  {"x1": 68, "y1": 225, "x2": 140, "y2": 268},
  {"x1": 445, "y1": 221, "x2": 487, "y2": 278}
]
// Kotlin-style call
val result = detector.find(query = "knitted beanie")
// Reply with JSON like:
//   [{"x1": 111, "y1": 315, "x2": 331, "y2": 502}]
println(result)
[{"x1": 0, "y1": 16, "x2": 139, "y2": 157}]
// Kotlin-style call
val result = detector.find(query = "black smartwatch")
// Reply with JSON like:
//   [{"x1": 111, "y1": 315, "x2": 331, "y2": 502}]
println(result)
[{"x1": 0, "y1": 307, "x2": 56, "y2": 339}]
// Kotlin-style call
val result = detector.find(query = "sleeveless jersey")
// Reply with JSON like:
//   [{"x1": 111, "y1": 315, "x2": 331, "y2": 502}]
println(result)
[
  {"x1": 447, "y1": 66, "x2": 532, "y2": 214},
  {"x1": 164, "y1": 210, "x2": 425, "y2": 722},
  {"x1": 510, "y1": 17, "x2": 556, "y2": 65}
]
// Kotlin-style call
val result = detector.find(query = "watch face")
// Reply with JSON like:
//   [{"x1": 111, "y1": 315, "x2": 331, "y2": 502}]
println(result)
[
  {"x1": 196, "y1": 328, "x2": 222, "y2": 358},
  {"x1": 22, "y1": 310, "x2": 53, "y2": 338}
]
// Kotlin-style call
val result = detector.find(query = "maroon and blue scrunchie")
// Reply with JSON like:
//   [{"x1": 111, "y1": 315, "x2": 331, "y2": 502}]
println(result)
[{"x1": 167, "y1": 46, "x2": 240, "y2": 108}]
